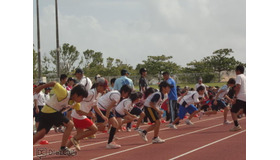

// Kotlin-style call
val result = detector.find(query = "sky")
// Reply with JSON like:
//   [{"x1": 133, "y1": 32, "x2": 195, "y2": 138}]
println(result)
[{"x1": 33, "y1": 0, "x2": 246, "y2": 68}]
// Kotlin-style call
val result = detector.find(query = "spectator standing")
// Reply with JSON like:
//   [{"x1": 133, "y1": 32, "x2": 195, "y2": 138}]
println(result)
[
  {"x1": 114, "y1": 69, "x2": 134, "y2": 91},
  {"x1": 74, "y1": 68, "x2": 92, "y2": 91}
]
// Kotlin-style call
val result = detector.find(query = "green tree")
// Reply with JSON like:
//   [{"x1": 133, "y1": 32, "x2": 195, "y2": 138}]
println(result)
[
  {"x1": 33, "y1": 49, "x2": 38, "y2": 79},
  {"x1": 49, "y1": 43, "x2": 80, "y2": 75}
]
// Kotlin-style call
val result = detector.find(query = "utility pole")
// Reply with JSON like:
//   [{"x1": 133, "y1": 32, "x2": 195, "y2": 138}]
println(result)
[
  {"x1": 55, "y1": 0, "x2": 60, "y2": 77},
  {"x1": 36, "y1": 0, "x2": 41, "y2": 80}
]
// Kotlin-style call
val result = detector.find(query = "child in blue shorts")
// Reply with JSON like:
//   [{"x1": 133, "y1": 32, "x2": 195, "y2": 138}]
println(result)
[{"x1": 168, "y1": 86, "x2": 205, "y2": 129}]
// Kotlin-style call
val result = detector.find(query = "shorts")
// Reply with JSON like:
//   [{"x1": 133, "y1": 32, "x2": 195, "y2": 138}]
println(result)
[
  {"x1": 115, "y1": 111, "x2": 125, "y2": 118},
  {"x1": 231, "y1": 99, "x2": 246, "y2": 114},
  {"x1": 178, "y1": 104, "x2": 198, "y2": 119},
  {"x1": 144, "y1": 106, "x2": 160, "y2": 123},
  {"x1": 211, "y1": 99, "x2": 227, "y2": 111},
  {"x1": 73, "y1": 117, "x2": 93, "y2": 129},
  {"x1": 37, "y1": 112, "x2": 70, "y2": 134},
  {"x1": 33, "y1": 105, "x2": 44, "y2": 122},
  {"x1": 130, "y1": 107, "x2": 142, "y2": 116},
  {"x1": 96, "y1": 110, "x2": 115, "y2": 123}
]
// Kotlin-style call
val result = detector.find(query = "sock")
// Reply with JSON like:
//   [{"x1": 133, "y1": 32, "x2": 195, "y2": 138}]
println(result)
[
  {"x1": 108, "y1": 127, "x2": 116, "y2": 144},
  {"x1": 143, "y1": 130, "x2": 147, "y2": 135},
  {"x1": 234, "y1": 120, "x2": 239, "y2": 126}
]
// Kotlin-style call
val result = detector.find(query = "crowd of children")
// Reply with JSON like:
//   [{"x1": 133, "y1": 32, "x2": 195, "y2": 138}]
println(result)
[{"x1": 33, "y1": 65, "x2": 246, "y2": 155}]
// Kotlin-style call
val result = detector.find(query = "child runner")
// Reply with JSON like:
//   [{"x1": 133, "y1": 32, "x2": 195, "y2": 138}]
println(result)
[
  {"x1": 66, "y1": 77, "x2": 108, "y2": 151},
  {"x1": 115, "y1": 92, "x2": 142, "y2": 131},
  {"x1": 230, "y1": 65, "x2": 246, "y2": 131},
  {"x1": 168, "y1": 86, "x2": 205, "y2": 129},
  {"x1": 33, "y1": 82, "x2": 46, "y2": 132},
  {"x1": 33, "y1": 82, "x2": 88, "y2": 154},
  {"x1": 138, "y1": 81, "x2": 171, "y2": 144},
  {"x1": 96, "y1": 85, "x2": 132, "y2": 149},
  {"x1": 199, "y1": 78, "x2": 236, "y2": 124}
]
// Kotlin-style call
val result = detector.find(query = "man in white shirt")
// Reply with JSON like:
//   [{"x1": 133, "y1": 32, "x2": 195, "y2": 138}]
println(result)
[
  {"x1": 230, "y1": 65, "x2": 246, "y2": 131},
  {"x1": 74, "y1": 68, "x2": 92, "y2": 91}
]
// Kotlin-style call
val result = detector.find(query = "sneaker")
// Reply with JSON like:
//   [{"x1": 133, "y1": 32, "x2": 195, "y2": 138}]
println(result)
[
  {"x1": 223, "y1": 121, "x2": 231, "y2": 125},
  {"x1": 87, "y1": 134, "x2": 96, "y2": 139},
  {"x1": 185, "y1": 119, "x2": 194, "y2": 125},
  {"x1": 199, "y1": 112, "x2": 204, "y2": 120},
  {"x1": 152, "y1": 137, "x2": 165, "y2": 144},
  {"x1": 229, "y1": 125, "x2": 242, "y2": 131},
  {"x1": 138, "y1": 130, "x2": 148, "y2": 142},
  {"x1": 106, "y1": 142, "x2": 121, "y2": 149},
  {"x1": 134, "y1": 127, "x2": 142, "y2": 131},
  {"x1": 70, "y1": 137, "x2": 81, "y2": 151},
  {"x1": 60, "y1": 147, "x2": 77, "y2": 156},
  {"x1": 168, "y1": 124, "x2": 177, "y2": 129},
  {"x1": 126, "y1": 128, "x2": 131, "y2": 132}
]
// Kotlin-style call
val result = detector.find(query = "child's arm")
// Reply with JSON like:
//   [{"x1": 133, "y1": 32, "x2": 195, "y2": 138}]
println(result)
[
  {"x1": 105, "y1": 101, "x2": 117, "y2": 118},
  {"x1": 34, "y1": 81, "x2": 56, "y2": 94},
  {"x1": 150, "y1": 102, "x2": 163, "y2": 114},
  {"x1": 93, "y1": 105, "x2": 108, "y2": 123},
  {"x1": 124, "y1": 109, "x2": 137, "y2": 119}
]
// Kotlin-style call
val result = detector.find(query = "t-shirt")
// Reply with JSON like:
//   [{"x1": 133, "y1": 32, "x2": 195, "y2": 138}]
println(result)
[
  {"x1": 41, "y1": 83, "x2": 80, "y2": 113},
  {"x1": 97, "y1": 90, "x2": 121, "y2": 110},
  {"x1": 71, "y1": 89, "x2": 99, "y2": 120},
  {"x1": 79, "y1": 76, "x2": 92, "y2": 91},
  {"x1": 179, "y1": 91, "x2": 200, "y2": 107},
  {"x1": 139, "y1": 76, "x2": 148, "y2": 92},
  {"x1": 113, "y1": 76, "x2": 134, "y2": 91},
  {"x1": 44, "y1": 93, "x2": 50, "y2": 102},
  {"x1": 144, "y1": 92, "x2": 168, "y2": 109},
  {"x1": 236, "y1": 74, "x2": 246, "y2": 102},
  {"x1": 115, "y1": 99, "x2": 134, "y2": 116},
  {"x1": 216, "y1": 85, "x2": 230, "y2": 100},
  {"x1": 167, "y1": 78, "x2": 177, "y2": 100},
  {"x1": 34, "y1": 91, "x2": 46, "y2": 106}
]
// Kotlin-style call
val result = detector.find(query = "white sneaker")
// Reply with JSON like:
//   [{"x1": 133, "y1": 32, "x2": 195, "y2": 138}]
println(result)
[
  {"x1": 152, "y1": 137, "x2": 165, "y2": 144},
  {"x1": 126, "y1": 128, "x2": 131, "y2": 132},
  {"x1": 168, "y1": 124, "x2": 177, "y2": 129},
  {"x1": 70, "y1": 137, "x2": 81, "y2": 151},
  {"x1": 199, "y1": 112, "x2": 204, "y2": 120},
  {"x1": 224, "y1": 121, "x2": 231, "y2": 125},
  {"x1": 138, "y1": 130, "x2": 148, "y2": 142},
  {"x1": 229, "y1": 125, "x2": 242, "y2": 131},
  {"x1": 106, "y1": 142, "x2": 121, "y2": 149},
  {"x1": 185, "y1": 119, "x2": 194, "y2": 125}
]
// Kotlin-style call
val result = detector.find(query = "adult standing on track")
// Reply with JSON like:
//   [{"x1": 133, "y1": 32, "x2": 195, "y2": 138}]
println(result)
[
  {"x1": 230, "y1": 65, "x2": 246, "y2": 131},
  {"x1": 74, "y1": 68, "x2": 93, "y2": 91},
  {"x1": 139, "y1": 68, "x2": 149, "y2": 124},
  {"x1": 162, "y1": 71, "x2": 178, "y2": 124},
  {"x1": 114, "y1": 69, "x2": 134, "y2": 91}
]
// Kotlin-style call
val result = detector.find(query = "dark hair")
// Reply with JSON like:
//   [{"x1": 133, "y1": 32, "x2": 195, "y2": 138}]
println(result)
[
  {"x1": 129, "y1": 92, "x2": 140, "y2": 102},
  {"x1": 227, "y1": 78, "x2": 236, "y2": 85},
  {"x1": 120, "y1": 85, "x2": 132, "y2": 96},
  {"x1": 110, "y1": 78, "x2": 116, "y2": 85},
  {"x1": 162, "y1": 71, "x2": 169, "y2": 76},
  {"x1": 137, "y1": 92, "x2": 143, "y2": 99},
  {"x1": 196, "y1": 86, "x2": 205, "y2": 92},
  {"x1": 70, "y1": 84, "x2": 88, "y2": 98},
  {"x1": 209, "y1": 95, "x2": 214, "y2": 100},
  {"x1": 139, "y1": 68, "x2": 147, "y2": 75},
  {"x1": 235, "y1": 65, "x2": 245, "y2": 74},
  {"x1": 60, "y1": 74, "x2": 67, "y2": 81},
  {"x1": 144, "y1": 87, "x2": 156, "y2": 99}
]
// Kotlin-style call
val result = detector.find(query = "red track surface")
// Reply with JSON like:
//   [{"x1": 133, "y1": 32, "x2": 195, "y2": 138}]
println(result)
[{"x1": 33, "y1": 113, "x2": 246, "y2": 160}]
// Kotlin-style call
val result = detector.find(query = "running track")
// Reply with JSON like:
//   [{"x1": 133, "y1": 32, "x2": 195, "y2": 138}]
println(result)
[{"x1": 33, "y1": 113, "x2": 246, "y2": 160}]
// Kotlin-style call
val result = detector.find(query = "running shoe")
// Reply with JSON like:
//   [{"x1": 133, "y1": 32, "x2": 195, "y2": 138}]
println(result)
[
  {"x1": 185, "y1": 119, "x2": 194, "y2": 125},
  {"x1": 106, "y1": 142, "x2": 121, "y2": 149},
  {"x1": 229, "y1": 125, "x2": 242, "y2": 131},
  {"x1": 126, "y1": 128, "x2": 131, "y2": 132},
  {"x1": 168, "y1": 123, "x2": 177, "y2": 129},
  {"x1": 138, "y1": 130, "x2": 148, "y2": 142},
  {"x1": 87, "y1": 134, "x2": 96, "y2": 139},
  {"x1": 59, "y1": 147, "x2": 76, "y2": 156},
  {"x1": 223, "y1": 121, "x2": 231, "y2": 125},
  {"x1": 70, "y1": 137, "x2": 81, "y2": 151},
  {"x1": 152, "y1": 137, "x2": 165, "y2": 144}
]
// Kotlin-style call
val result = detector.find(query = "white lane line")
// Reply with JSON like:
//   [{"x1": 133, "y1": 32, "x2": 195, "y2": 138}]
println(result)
[
  {"x1": 169, "y1": 130, "x2": 246, "y2": 160},
  {"x1": 90, "y1": 119, "x2": 244, "y2": 160},
  {"x1": 34, "y1": 116, "x2": 224, "y2": 147}
]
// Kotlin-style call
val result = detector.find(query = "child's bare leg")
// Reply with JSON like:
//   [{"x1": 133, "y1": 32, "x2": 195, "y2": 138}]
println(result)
[
  {"x1": 153, "y1": 120, "x2": 161, "y2": 138},
  {"x1": 61, "y1": 121, "x2": 74, "y2": 147},
  {"x1": 33, "y1": 128, "x2": 46, "y2": 144},
  {"x1": 189, "y1": 110, "x2": 199, "y2": 120},
  {"x1": 136, "y1": 113, "x2": 145, "y2": 128}
]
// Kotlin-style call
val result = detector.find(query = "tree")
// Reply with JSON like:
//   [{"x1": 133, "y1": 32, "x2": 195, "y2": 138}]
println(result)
[
  {"x1": 139, "y1": 55, "x2": 181, "y2": 82},
  {"x1": 33, "y1": 49, "x2": 38, "y2": 79},
  {"x1": 49, "y1": 43, "x2": 80, "y2": 75}
]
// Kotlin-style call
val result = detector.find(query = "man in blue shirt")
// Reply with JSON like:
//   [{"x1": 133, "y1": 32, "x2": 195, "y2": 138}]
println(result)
[
  {"x1": 114, "y1": 69, "x2": 134, "y2": 91},
  {"x1": 162, "y1": 72, "x2": 178, "y2": 124}
]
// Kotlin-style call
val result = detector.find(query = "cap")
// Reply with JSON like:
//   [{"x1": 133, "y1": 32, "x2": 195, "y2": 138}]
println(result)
[
  {"x1": 75, "y1": 68, "x2": 83, "y2": 74},
  {"x1": 159, "y1": 81, "x2": 173, "y2": 88},
  {"x1": 96, "y1": 77, "x2": 108, "y2": 88},
  {"x1": 121, "y1": 69, "x2": 130, "y2": 76},
  {"x1": 139, "y1": 68, "x2": 147, "y2": 74}
]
